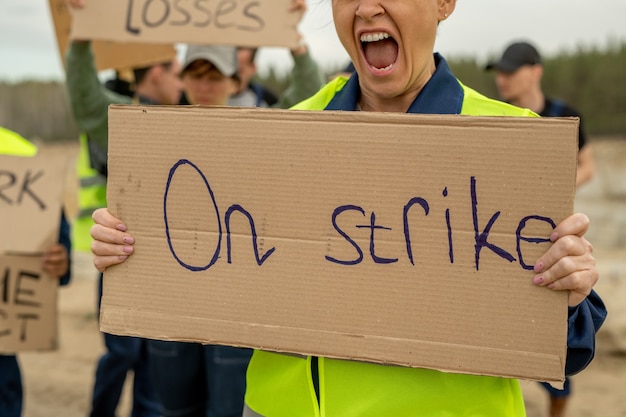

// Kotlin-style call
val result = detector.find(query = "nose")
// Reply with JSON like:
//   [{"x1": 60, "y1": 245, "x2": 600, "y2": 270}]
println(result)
[{"x1": 355, "y1": 0, "x2": 384, "y2": 21}]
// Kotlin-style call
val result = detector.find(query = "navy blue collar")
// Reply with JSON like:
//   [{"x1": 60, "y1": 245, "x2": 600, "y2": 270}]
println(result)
[{"x1": 325, "y1": 53, "x2": 464, "y2": 114}]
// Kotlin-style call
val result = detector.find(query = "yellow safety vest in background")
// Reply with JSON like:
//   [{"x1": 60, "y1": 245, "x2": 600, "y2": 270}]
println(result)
[
  {"x1": 0, "y1": 126, "x2": 37, "y2": 156},
  {"x1": 72, "y1": 133, "x2": 107, "y2": 252}
]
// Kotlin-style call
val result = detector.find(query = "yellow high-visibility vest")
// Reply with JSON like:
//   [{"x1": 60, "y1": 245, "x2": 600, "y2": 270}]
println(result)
[
  {"x1": 0, "y1": 126, "x2": 37, "y2": 156},
  {"x1": 72, "y1": 133, "x2": 107, "y2": 252},
  {"x1": 245, "y1": 75, "x2": 536, "y2": 417}
]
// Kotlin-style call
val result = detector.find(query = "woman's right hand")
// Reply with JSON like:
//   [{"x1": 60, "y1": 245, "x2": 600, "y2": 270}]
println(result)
[{"x1": 90, "y1": 208, "x2": 134, "y2": 272}]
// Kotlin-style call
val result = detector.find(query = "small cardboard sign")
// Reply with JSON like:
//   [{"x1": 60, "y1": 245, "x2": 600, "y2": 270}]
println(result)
[
  {"x1": 0, "y1": 255, "x2": 59, "y2": 353},
  {"x1": 0, "y1": 153, "x2": 68, "y2": 254},
  {"x1": 69, "y1": 0, "x2": 299, "y2": 49},
  {"x1": 0, "y1": 151, "x2": 68, "y2": 353},
  {"x1": 49, "y1": 0, "x2": 176, "y2": 71},
  {"x1": 102, "y1": 105, "x2": 579, "y2": 384}
]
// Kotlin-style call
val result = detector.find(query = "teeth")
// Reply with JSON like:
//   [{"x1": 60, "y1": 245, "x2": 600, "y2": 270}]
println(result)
[
  {"x1": 360, "y1": 32, "x2": 390, "y2": 43},
  {"x1": 377, "y1": 63, "x2": 393, "y2": 71}
]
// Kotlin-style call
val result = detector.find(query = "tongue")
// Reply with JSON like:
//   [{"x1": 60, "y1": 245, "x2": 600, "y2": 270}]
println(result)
[{"x1": 363, "y1": 38, "x2": 398, "y2": 69}]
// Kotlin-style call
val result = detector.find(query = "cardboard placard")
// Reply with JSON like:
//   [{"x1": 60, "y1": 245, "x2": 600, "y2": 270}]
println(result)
[
  {"x1": 0, "y1": 255, "x2": 59, "y2": 353},
  {"x1": 69, "y1": 0, "x2": 299, "y2": 49},
  {"x1": 0, "y1": 153, "x2": 68, "y2": 254},
  {"x1": 49, "y1": 0, "x2": 176, "y2": 71},
  {"x1": 102, "y1": 106, "x2": 578, "y2": 384}
]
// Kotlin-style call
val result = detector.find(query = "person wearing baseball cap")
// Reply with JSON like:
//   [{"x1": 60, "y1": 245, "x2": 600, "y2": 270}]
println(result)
[
  {"x1": 485, "y1": 41, "x2": 542, "y2": 72},
  {"x1": 180, "y1": 44, "x2": 240, "y2": 106},
  {"x1": 486, "y1": 41, "x2": 594, "y2": 190}
]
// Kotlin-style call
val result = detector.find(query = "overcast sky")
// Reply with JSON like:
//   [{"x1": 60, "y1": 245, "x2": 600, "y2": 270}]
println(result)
[{"x1": 1, "y1": 0, "x2": 625, "y2": 82}]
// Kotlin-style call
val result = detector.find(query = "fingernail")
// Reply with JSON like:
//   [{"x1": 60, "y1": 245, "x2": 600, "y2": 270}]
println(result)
[
  {"x1": 547, "y1": 283, "x2": 555, "y2": 289},
  {"x1": 534, "y1": 262, "x2": 543, "y2": 273},
  {"x1": 116, "y1": 223, "x2": 128, "y2": 232},
  {"x1": 533, "y1": 276, "x2": 544, "y2": 285},
  {"x1": 118, "y1": 255, "x2": 128, "y2": 261},
  {"x1": 122, "y1": 236, "x2": 134, "y2": 244},
  {"x1": 550, "y1": 231, "x2": 558, "y2": 242},
  {"x1": 123, "y1": 246, "x2": 133, "y2": 254}
]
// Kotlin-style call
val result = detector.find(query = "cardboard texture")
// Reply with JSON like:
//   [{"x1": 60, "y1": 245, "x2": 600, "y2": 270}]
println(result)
[
  {"x1": 0, "y1": 152, "x2": 68, "y2": 353},
  {"x1": 69, "y1": 0, "x2": 299, "y2": 49},
  {"x1": 102, "y1": 105, "x2": 579, "y2": 384},
  {"x1": 0, "y1": 255, "x2": 59, "y2": 354},
  {"x1": 0, "y1": 152, "x2": 68, "y2": 254},
  {"x1": 49, "y1": 0, "x2": 176, "y2": 71}
]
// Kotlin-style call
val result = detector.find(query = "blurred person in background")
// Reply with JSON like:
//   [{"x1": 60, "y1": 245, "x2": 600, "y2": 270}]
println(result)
[
  {"x1": 181, "y1": 0, "x2": 325, "y2": 110},
  {"x1": 486, "y1": 41, "x2": 594, "y2": 189},
  {"x1": 0, "y1": 127, "x2": 72, "y2": 417},
  {"x1": 229, "y1": 36, "x2": 325, "y2": 109},
  {"x1": 66, "y1": 1, "x2": 184, "y2": 416}
]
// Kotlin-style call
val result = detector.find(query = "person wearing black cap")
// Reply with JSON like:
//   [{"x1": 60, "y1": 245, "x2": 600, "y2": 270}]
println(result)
[{"x1": 486, "y1": 41, "x2": 594, "y2": 188}]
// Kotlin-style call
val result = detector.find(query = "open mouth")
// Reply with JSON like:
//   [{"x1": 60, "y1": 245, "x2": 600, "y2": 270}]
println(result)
[{"x1": 360, "y1": 32, "x2": 398, "y2": 71}]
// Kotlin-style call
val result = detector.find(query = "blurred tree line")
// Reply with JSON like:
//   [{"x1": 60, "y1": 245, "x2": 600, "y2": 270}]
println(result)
[{"x1": 1, "y1": 41, "x2": 624, "y2": 143}]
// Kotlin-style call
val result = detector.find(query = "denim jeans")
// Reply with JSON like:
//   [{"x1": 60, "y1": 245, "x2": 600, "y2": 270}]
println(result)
[
  {"x1": 0, "y1": 355, "x2": 22, "y2": 417},
  {"x1": 89, "y1": 273, "x2": 160, "y2": 417},
  {"x1": 147, "y1": 340, "x2": 252, "y2": 417}
]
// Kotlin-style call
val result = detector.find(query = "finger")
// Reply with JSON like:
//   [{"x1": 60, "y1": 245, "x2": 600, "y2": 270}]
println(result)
[
  {"x1": 91, "y1": 238, "x2": 134, "y2": 258},
  {"x1": 94, "y1": 255, "x2": 129, "y2": 273},
  {"x1": 534, "y1": 249, "x2": 595, "y2": 285},
  {"x1": 549, "y1": 213, "x2": 590, "y2": 242},
  {"x1": 90, "y1": 223, "x2": 134, "y2": 246},
  {"x1": 533, "y1": 234, "x2": 590, "y2": 274},
  {"x1": 42, "y1": 258, "x2": 69, "y2": 277},
  {"x1": 539, "y1": 268, "x2": 597, "y2": 307},
  {"x1": 42, "y1": 245, "x2": 64, "y2": 260},
  {"x1": 42, "y1": 253, "x2": 64, "y2": 266},
  {"x1": 92, "y1": 208, "x2": 128, "y2": 232}
]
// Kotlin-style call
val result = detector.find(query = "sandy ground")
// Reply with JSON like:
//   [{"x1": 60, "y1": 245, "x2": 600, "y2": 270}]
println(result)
[{"x1": 17, "y1": 141, "x2": 626, "y2": 417}]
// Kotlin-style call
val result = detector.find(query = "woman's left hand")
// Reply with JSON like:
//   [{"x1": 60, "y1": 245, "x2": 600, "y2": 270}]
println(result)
[{"x1": 532, "y1": 213, "x2": 598, "y2": 306}]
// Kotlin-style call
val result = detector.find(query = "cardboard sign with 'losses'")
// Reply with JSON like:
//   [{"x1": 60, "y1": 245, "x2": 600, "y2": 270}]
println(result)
[
  {"x1": 49, "y1": 0, "x2": 176, "y2": 71},
  {"x1": 102, "y1": 106, "x2": 578, "y2": 384},
  {"x1": 70, "y1": 0, "x2": 299, "y2": 49}
]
